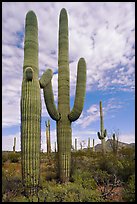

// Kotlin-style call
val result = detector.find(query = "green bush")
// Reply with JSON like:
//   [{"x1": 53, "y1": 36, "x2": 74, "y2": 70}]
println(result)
[
  {"x1": 2, "y1": 152, "x2": 9, "y2": 164},
  {"x1": 72, "y1": 169, "x2": 97, "y2": 190},
  {"x1": 122, "y1": 174, "x2": 135, "y2": 202},
  {"x1": 38, "y1": 181, "x2": 103, "y2": 202},
  {"x1": 8, "y1": 152, "x2": 20, "y2": 163}
]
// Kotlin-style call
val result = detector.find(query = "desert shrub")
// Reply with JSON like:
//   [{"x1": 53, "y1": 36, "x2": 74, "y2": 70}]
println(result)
[
  {"x1": 8, "y1": 152, "x2": 20, "y2": 163},
  {"x1": 71, "y1": 169, "x2": 97, "y2": 190},
  {"x1": 38, "y1": 181, "x2": 103, "y2": 202},
  {"x1": 2, "y1": 169, "x2": 7, "y2": 195},
  {"x1": 2, "y1": 152, "x2": 9, "y2": 164},
  {"x1": 122, "y1": 174, "x2": 135, "y2": 202}
]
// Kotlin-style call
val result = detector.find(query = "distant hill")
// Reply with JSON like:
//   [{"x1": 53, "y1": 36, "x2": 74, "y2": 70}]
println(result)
[
  {"x1": 83, "y1": 139, "x2": 135, "y2": 152},
  {"x1": 97, "y1": 139, "x2": 135, "y2": 152}
]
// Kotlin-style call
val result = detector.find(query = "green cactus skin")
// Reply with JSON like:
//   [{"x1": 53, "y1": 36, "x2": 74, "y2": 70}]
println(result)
[
  {"x1": 46, "y1": 120, "x2": 51, "y2": 155},
  {"x1": 97, "y1": 101, "x2": 107, "y2": 154},
  {"x1": 41, "y1": 8, "x2": 86, "y2": 183},
  {"x1": 21, "y1": 11, "x2": 52, "y2": 196},
  {"x1": 13, "y1": 137, "x2": 16, "y2": 153}
]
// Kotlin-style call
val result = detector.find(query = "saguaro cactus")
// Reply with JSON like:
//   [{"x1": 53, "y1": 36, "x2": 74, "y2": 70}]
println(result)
[
  {"x1": 97, "y1": 101, "x2": 107, "y2": 154},
  {"x1": 13, "y1": 137, "x2": 16, "y2": 153},
  {"x1": 112, "y1": 133, "x2": 118, "y2": 155},
  {"x1": 88, "y1": 137, "x2": 90, "y2": 149},
  {"x1": 92, "y1": 139, "x2": 95, "y2": 152},
  {"x1": 40, "y1": 8, "x2": 86, "y2": 182},
  {"x1": 75, "y1": 138, "x2": 77, "y2": 151},
  {"x1": 55, "y1": 141, "x2": 57, "y2": 153},
  {"x1": 46, "y1": 120, "x2": 51, "y2": 155},
  {"x1": 21, "y1": 11, "x2": 52, "y2": 196}
]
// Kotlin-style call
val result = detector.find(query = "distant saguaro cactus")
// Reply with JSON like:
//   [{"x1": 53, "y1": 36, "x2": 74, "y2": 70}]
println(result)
[
  {"x1": 55, "y1": 141, "x2": 57, "y2": 153},
  {"x1": 46, "y1": 120, "x2": 51, "y2": 155},
  {"x1": 88, "y1": 137, "x2": 90, "y2": 149},
  {"x1": 75, "y1": 138, "x2": 77, "y2": 151},
  {"x1": 40, "y1": 8, "x2": 86, "y2": 182},
  {"x1": 97, "y1": 101, "x2": 107, "y2": 154},
  {"x1": 13, "y1": 137, "x2": 16, "y2": 153},
  {"x1": 92, "y1": 139, "x2": 95, "y2": 152},
  {"x1": 21, "y1": 11, "x2": 52, "y2": 196},
  {"x1": 112, "y1": 133, "x2": 118, "y2": 155}
]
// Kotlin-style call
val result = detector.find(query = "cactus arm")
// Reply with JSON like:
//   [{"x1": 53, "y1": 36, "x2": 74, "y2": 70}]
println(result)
[
  {"x1": 44, "y1": 81, "x2": 60, "y2": 121},
  {"x1": 42, "y1": 80, "x2": 60, "y2": 121},
  {"x1": 100, "y1": 101, "x2": 104, "y2": 136},
  {"x1": 68, "y1": 58, "x2": 86, "y2": 122},
  {"x1": 25, "y1": 67, "x2": 33, "y2": 81},
  {"x1": 39, "y1": 69, "x2": 53, "y2": 88},
  {"x1": 39, "y1": 70, "x2": 60, "y2": 121}
]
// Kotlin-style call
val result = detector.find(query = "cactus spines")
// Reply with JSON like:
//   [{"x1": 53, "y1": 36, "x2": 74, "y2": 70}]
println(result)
[
  {"x1": 46, "y1": 120, "x2": 51, "y2": 155},
  {"x1": 21, "y1": 11, "x2": 52, "y2": 196},
  {"x1": 97, "y1": 101, "x2": 107, "y2": 154},
  {"x1": 41, "y1": 8, "x2": 86, "y2": 182},
  {"x1": 13, "y1": 137, "x2": 16, "y2": 153}
]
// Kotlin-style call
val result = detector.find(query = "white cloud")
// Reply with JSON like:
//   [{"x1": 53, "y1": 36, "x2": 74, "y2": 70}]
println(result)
[
  {"x1": 2, "y1": 133, "x2": 21, "y2": 151},
  {"x1": 3, "y1": 129, "x2": 134, "y2": 152},
  {"x1": 2, "y1": 2, "x2": 135, "y2": 142},
  {"x1": 76, "y1": 97, "x2": 126, "y2": 129}
]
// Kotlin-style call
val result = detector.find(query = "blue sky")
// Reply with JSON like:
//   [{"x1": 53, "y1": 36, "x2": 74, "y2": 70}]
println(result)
[{"x1": 2, "y1": 2, "x2": 135, "y2": 151}]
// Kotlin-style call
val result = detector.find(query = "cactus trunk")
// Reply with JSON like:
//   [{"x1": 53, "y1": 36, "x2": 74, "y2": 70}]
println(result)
[
  {"x1": 88, "y1": 137, "x2": 90, "y2": 149},
  {"x1": 41, "y1": 8, "x2": 86, "y2": 182},
  {"x1": 112, "y1": 133, "x2": 118, "y2": 155},
  {"x1": 97, "y1": 101, "x2": 107, "y2": 154},
  {"x1": 92, "y1": 139, "x2": 95, "y2": 152},
  {"x1": 13, "y1": 137, "x2": 16, "y2": 152},
  {"x1": 46, "y1": 120, "x2": 51, "y2": 155},
  {"x1": 57, "y1": 121, "x2": 71, "y2": 182},
  {"x1": 21, "y1": 11, "x2": 41, "y2": 196},
  {"x1": 75, "y1": 138, "x2": 77, "y2": 151}
]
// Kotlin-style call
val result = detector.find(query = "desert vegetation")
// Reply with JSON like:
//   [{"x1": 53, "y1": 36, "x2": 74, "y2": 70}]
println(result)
[{"x1": 2, "y1": 145, "x2": 135, "y2": 202}]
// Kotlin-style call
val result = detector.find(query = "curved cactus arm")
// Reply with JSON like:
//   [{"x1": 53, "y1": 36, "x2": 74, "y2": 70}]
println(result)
[
  {"x1": 40, "y1": 71, "x2": 60, "y2": 121},
  {"x1": 39, "y1": 69, "x2": 53, "y2": 88},
  {"x1": 104, "y1": 129, "x2": 107, "y2": 137},
  {"x1": 98, "y1": 132, "x2": 104, "y2": 140},
  {"x1": 98, "y1": 132, "x2": 101, "y2": 139},
  {"x1": 68, "y1": 58, "x2": 86, "y2": 122},
  {"x1": 43, "y1": 82, "x2": 60, "y2": 121}
]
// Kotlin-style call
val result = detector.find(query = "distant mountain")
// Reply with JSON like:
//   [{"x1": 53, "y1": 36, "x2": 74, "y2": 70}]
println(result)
[
  {"x1": 95, "y1": 139, "x2": 135, "y2": 152},
  {"x1": 83, "y1": 139, "x2": 135, "y2": 152}
]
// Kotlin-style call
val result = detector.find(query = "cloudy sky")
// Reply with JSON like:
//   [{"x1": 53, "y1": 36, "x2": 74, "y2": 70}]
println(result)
[{"x1": 2, "y1": 2, "x2": 135, "y2": 151}]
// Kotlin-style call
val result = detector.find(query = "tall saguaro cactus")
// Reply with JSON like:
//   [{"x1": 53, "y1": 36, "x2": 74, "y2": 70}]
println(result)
[
  {"x1": 88, "y1": 137, "x2": 90, "y2": 149},
  {"x1": 92, "y1": 139, "x2": 95, "y2": 152},
  {"x1": 75, "y1": 138, "x2": 77, "y2": 151},
  {"x1": 21, "y1": 11, "x2": 52, "y2": 196},
  {"x1": 97, "y1": 101, "x2": 107, "y2": 154},
  {"x1": 40, "y1": 8, "x2": 86, "y2": 182},
  {"x1": 13, "y1": 137, "x2": 16, "y2": 153},
  {"x1": 46, "y1": 120, "x2": 51, "y2": 155},
  {"x1": 112, "y1": 133, "x2": 118, "y2": 155}
]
